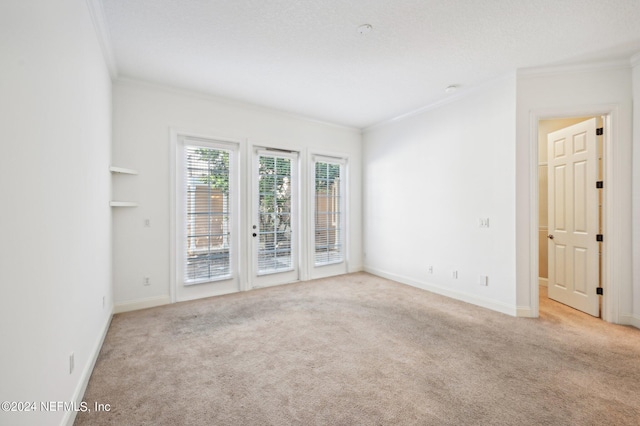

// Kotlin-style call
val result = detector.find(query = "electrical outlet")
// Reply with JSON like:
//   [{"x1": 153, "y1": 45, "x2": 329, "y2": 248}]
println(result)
[
  {"x1": 427, "y1": 266, "x2": 433, "y2": 274},
  {"x1": 479, "y1": 275, "x2": 489, "y2": 286},
  {"x1": 452, "y1": 270, "x2": 458, "y2": 279},
  {"x1": 143, "y1": 276, "x2": 151, "y2": 286},
  {"x1": 69, "y1": 353, "x2": 74, "y2": 375},
  {"x1": 479, "y1": 218, "x2": 490, "y2": 228},
  {"x1": 144, "y1": 218, "x2": 151, "y2": 227},
  {"x1": 102, "y1": 296, "x2": 105, "y2": 308}
]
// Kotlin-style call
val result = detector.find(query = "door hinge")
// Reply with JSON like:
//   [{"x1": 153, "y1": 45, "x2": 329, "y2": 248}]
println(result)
[
  {"x1": 596, "y1": 127, "x2": 603, "y2": 135},
  {"x1": 596, "y1": 234, "x2": 603, "y2": 242},
  {"x1": 596, "y1": 287, "x2": 603, "y2": 295},
  {"x1": 596, "y1": 181, "x2": 603, "y2": 189}
]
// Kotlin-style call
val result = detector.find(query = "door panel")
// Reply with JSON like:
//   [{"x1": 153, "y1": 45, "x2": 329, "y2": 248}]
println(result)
[
  {"x1": 574, "y1": 247, "x2": 587, "y2": 294},
  {"x1": 574, "y1": 161, "x2": 587, "y2": 232},
  {"x1": 547, "y1": 118, "x2": 599, "y2": 316},
  {"x1": 554, "y1": 244, "x2": 566, "y2": 288},
  {"x1": 554, "y1": 165, "x2": 566, "y2": 230}
]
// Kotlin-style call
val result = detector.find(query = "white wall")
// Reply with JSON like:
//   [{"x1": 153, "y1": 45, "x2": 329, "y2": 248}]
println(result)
[
  {"x1": 515, "y1": 64, "x2": 634, "y2": 322},
  {"x1": 112, "y1": 80, "x2": 362, "y2": 310},
  {"x1": 362, "y1": 75, "x2": 518, "y2": 315},
  {"x1": 0, "y1": 1, "x2": 113, "y2": 425}
]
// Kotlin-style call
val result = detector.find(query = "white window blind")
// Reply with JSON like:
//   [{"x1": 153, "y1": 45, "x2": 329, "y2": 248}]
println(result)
[
  {"x1": 314, "y1": 158, "x2": 344, "y2": 266},
  {"x1": 183, "y1": 143, "x2": 232, "y2": 284}
]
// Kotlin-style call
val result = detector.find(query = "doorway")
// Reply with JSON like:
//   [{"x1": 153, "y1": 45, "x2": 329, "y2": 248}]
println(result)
[{"x1": 538, "y1": 116, "x2": 604, "y2": 317}]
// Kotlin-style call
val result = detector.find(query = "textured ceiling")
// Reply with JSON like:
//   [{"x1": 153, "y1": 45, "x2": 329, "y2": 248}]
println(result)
[{"x1": 101, "y1": 0, "x2": 640, "y2": 128}]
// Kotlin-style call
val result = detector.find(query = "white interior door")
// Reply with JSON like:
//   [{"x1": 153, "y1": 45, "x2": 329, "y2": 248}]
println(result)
[
  {"x1": 547, "y1": 118, "x2": 599, "y2": 316},
  {"x1": 251, "y1": 149, "x2": 299, "y2": 288}
]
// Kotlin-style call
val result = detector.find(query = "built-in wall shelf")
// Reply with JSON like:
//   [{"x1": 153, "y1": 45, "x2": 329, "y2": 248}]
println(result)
[
  {"x1": 109, "y1": 166, "x2": 138, "y2": 175},
  {"x1": 110, "y1": 165, "x2": 138, "y2": 207},
  {"x1": 109, "y1": 201, "x2": 139, "y2": 207}
]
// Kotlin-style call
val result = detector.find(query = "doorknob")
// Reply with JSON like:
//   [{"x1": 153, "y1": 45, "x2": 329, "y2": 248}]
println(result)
[{"x1": 547, "y1": 234, "x2": 554, "y2": 240}]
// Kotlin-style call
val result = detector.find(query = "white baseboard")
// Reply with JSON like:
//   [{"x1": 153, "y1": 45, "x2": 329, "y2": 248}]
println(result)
[
  {"x1": 538, "y1": 277, "x2": 548, "y2": 287},
  {"x1": 364, "y1": 266, "x2": 518, "y2": 317},
  {"x1": 348, "y1": 264, "x2": 364, "y2": 273},
  {"x1": 619, "y1": 313, "x2": 640, "y2": 330},
  {"x1": 114, "y1": 295, "x2": 171, "y2": 314},
  {"x1": 63, "y1": 311, "x2": 112, "y2": 426},
  {"x1": 516, "y1": 306, "x2": 535, "y2": 317}
]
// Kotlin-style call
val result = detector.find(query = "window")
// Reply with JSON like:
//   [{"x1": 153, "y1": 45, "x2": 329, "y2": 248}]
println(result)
[
  {"x1": 314, "y1": 157, "x2": 345, "y2": 266},
  {"x1": 182, "y1": 141, "x2": 233, "y2": 284}
]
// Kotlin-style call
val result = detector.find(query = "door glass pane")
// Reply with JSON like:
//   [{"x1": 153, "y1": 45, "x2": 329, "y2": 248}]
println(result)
[
  {"x1": 258, "y1": 154, "x2": 293, "y2": 274},
  {"x1": 184, "y1": 145, "x2": 231, "y2": 283},
  {"x1": 315, "y1": 161, "x2": 343, "y2": 265}
]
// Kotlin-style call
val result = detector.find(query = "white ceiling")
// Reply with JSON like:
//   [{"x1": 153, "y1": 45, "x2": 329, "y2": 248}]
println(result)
[{"x1": 101, "y1": 0, "x2": 640, "y2": 129}]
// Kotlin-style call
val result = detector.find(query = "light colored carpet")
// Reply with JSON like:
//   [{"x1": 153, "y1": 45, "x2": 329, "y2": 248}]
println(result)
[{"x1": 75, "y1": 273, "x2": 640, "y2": 425}]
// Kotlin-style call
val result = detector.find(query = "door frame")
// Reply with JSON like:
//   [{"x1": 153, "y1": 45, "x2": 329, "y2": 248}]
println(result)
[
  {"x1": 307, "y1": 151, "x2": 350, "y2": 280},
  {"x1": 529, "y1": 105, "x2": 619, "y2": 323},
  {"x1": 245, "y1": 140, "x2": 307, "y2": 290},
  {"x1": 169, "y1": 128, "x2": 245, "y2": 303},
  {"x1": 250, "y1": 147, "x2": 301, "y2": 288}
]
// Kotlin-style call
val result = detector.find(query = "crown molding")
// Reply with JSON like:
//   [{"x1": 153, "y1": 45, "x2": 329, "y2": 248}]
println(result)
[
  {"x1": 363, "y1": 72, "x2": 516, "y2": 133},
  {"x1": 85, "y1": 0, "x2": 118, "y2": 79},
  {"x1": 114, "y1": 77, "x2": 361, "y2": 133},
  {"x1": 518, "y1": 59, "x2": 630, "y2": 78}
]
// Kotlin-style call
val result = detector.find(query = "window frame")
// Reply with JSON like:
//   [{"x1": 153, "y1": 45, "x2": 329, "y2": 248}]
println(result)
[
  {"x1": 175, "y1": 135, "x2": 240, "y2": 290},
  {"x1": 311, "y1": 154, "x2": 347, "y2": 269}
]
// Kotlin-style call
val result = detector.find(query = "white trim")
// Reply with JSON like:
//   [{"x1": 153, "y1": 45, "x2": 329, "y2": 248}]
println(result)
[
  {"x1": 517, "y1": 306, "x2": 535, "y2": 317},
  {"x1": 240, "y1": 139, "x2": 251, "y2": 291},
  {"x1": 528, "y1": 111, "x2": 541, "y2": 318},
  {"x1": 109, "y1": 166, "x2": 138, "y2": 175},
  {"x1": 62, "y1": 312, "x2": 112, "y2": 426},
  {"x1": 250, "y1": 146, "x2": 302, "y2": 287},
  {"x1": 308, "y1": 151, "x2": 350, "y2": 280},
  {"x1": 116, "y1": 78, "x2": 360, "y2": 133},
  {"x1": 169, "y1": 129, "x2": 177, "y2": 303},
  {"x1": 619, "y1": 314, "x2": 640, "y2": 329},
  {"x1": 363, "y1": 72, "x2": 516, "y2": 133},
  {"x1": 84, "y1": 0, "x2": 118, "y2": 79},
  {"x1": 109, "y1": 201, "x2": 138, "y2": 207},
  {"x1": 114, "y1": 295, "x2": 171, "y2": 314},
  {"x1": 365, "y1": 266, "x2": 518, "y2": 317},
  {"x1": 171, "y1": 131, "x2": 242, "y2": 302},
  {"x1": 538, "y1": 277, "x2": 548, "y2": 287},
  {"x1": 601, "y1": 113, "x2": 619, "y2": 323},
  {"x1": 248, "y1": 137, "x2": 305, "y2": 154},
  {"x1": 168, "y1": 127, "x2": 243, "y2": 302},
  {"x1": 348, "y1": 264, "x2": 364, "y2": 273},
  {"x1": 528, "y1": 106, "x2": 621, "y2": 323},
  {"x1": 518, "y1": 59, "x2": 630, "y2": 78}
]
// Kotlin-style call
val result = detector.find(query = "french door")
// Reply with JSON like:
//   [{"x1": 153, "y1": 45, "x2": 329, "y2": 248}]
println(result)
[
  {"x1": 251, "y1": 149, "x2": 299, "y2": 287},
  {"x1": 175, "y1": 136, "x2": 240, "y2": 302},
  {"x1": 174, "y1": 136, "x2": 348, "y2": 299}
]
